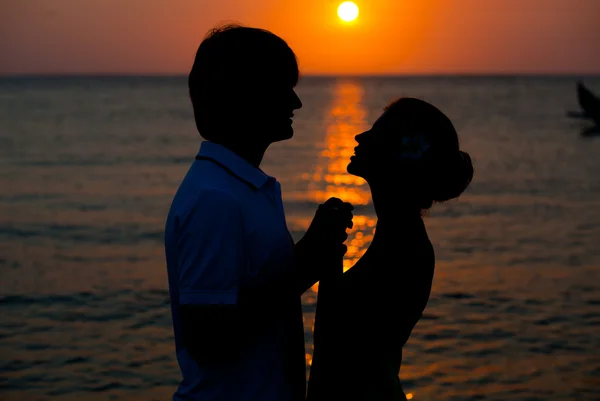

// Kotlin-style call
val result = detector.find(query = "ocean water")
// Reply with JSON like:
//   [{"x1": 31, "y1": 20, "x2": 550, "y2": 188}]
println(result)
[{"x1": 1, "y1": 75, "x2": 599, "y2": 401}]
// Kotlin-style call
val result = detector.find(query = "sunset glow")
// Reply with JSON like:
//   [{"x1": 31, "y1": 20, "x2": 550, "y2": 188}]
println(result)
[
  {"x1": 1, "y1": 0, "x2": 599, "y2": 75},
  {"x1": 338, "y1": 2, "x2": 359, "y2": 22}
]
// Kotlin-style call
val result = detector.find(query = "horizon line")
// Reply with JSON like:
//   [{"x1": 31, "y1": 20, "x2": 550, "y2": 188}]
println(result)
[{"x1": 1, "y1": 72, "x2": 600, "y2": 79}]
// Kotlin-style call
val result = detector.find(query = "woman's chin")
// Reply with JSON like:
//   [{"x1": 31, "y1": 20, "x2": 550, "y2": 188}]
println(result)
[{"x1": 347, "y1": 160, "x2": 365, "y2": 178}]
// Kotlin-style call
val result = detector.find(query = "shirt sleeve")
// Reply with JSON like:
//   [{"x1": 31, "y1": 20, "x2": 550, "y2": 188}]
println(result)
[{"x1": 176, "y1": 189, "x2": 245, "y2": 306}]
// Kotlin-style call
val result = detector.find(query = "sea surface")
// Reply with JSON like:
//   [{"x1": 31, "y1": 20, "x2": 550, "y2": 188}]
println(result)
[{"x1": 1, "y1": 76, "x2": 599, "y2": 401}]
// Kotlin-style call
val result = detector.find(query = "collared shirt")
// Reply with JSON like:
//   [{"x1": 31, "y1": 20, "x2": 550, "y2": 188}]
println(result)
[{"x1": 164, "y1": 141, "x2": 305, "y2": 401}]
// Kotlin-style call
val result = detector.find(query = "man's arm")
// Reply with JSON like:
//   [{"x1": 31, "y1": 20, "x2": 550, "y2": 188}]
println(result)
[
  {"x1": 179, "y1": 193, "x2": 352, "y2": 364},
  {"x1": 176, "y1": 190, "x2": 246, "y2": 365},
  {"x1": 236, "y1": 197, "x2": 353, "y2": 313},
  {"x1": 180, "y1": 304, "x2": 241, "y2": 364},
  {"x1": 180, "y1": 194, "x2": 353, "y2": 363}
]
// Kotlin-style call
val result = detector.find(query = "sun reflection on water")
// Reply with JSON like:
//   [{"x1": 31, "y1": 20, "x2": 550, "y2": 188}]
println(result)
[
  {"x1": 305, "y1": 80, "x2": 371, "y2": 207},
  {"x1": 305, "y1": 81, "x2": 376, "y2": 291}
]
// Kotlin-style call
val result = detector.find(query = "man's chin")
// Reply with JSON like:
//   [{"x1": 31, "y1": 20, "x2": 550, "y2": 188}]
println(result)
[{"x1": 270, "y1": 126, "x2": 294, "y2": 142}]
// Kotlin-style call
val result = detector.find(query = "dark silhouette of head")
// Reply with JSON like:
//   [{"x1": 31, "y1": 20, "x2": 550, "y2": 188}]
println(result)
[
  {"x1": 348, "y1": 98, "x2": 473, "y2": 210},
  {"x1": 189, "y1": 24, "x2": 302, "y2": 147}
]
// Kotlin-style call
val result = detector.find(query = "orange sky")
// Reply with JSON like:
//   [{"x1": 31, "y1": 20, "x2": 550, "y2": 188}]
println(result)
[{"x1": 1, "y1": 0, "x2": 599, "y2": 75}]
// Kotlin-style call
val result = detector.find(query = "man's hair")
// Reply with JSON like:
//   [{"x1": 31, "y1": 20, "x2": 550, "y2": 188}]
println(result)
[{"x1": 188, "y1": 24, "x2": 299, "y2": 140}]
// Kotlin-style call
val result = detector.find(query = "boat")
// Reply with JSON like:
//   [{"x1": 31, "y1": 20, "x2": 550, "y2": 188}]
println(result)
[{"x1": 576, "y1": 81, "x2": 600, "y2": 126}]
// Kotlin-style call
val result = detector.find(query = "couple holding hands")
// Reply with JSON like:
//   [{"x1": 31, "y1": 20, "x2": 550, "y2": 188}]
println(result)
[{"x1": 165, "y1": 24, "x2": 473, "y2": 401}]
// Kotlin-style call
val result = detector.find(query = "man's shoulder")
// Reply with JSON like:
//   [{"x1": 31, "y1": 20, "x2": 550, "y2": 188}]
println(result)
[
  {"x1": 173, "y1": 161, "x2": 247, "y2": 205},
  {"x1": 171, "y1": 184, "x2": 243, "y2": 220},
  {"x1": 190, "y1": 159, "x2": 257, "y2": 195}
]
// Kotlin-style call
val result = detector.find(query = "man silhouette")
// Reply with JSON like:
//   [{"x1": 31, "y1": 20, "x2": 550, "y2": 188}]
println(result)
[{"x1": 164, "y1": 25, "x2": 352, "y2": 401}]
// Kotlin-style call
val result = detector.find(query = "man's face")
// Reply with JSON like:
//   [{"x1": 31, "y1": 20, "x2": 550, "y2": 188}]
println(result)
[
  {"x1": 242, "y1": 79, "x2": 302, "y2": 144},
  {"x1": 226, "y1": 70, "x2": 302, "y2": 146}
]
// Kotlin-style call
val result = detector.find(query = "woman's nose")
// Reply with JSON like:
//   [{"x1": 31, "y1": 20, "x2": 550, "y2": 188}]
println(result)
[{"x1": 355, "y1": 131, "x2": 367, "y2": 143}]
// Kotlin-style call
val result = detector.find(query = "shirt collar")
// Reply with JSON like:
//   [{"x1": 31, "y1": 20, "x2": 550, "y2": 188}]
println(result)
[{"x1": 197, "y1": 141, "x2": 273, "y2": 189}]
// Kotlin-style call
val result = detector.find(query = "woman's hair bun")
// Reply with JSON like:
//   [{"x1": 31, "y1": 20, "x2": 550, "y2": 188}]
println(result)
[{"x1": 430, "y1": 150, "x2": 474, "y2": 204}]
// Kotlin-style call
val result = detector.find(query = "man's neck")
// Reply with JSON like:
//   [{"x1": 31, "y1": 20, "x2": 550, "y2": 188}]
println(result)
[{"x1": 216, "y1": 140, "x2": 269, "y2": 169}]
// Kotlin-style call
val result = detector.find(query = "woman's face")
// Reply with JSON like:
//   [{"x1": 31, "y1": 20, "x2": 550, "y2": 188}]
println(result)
[
  {"x1": 347, "y1": 109, "x2": 430, "y2": 181},
  {"x1": 347, "y1": 113, "x2": 385, "y2": 180}
]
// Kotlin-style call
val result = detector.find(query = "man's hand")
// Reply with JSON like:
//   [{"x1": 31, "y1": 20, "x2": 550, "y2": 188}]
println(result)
[
  {"x1": 308, "y1": 197, "x2": 354, "y2": 254},
  {"x1": 294, "y1": 197, "x2": 353, "y2": 292}
]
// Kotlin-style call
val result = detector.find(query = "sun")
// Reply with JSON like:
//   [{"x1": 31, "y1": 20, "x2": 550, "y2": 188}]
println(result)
[{"x1": 337, "y1": 1, "x2": 359, "y2": 22}]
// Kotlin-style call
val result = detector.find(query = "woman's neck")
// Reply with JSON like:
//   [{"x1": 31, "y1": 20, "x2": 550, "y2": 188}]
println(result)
[
  {"x1": 365, "y1": 185, "x2": 427, "y2": 265},
  {"x1": 369, "y1": 180, "x2": 423, "y2": 222}
]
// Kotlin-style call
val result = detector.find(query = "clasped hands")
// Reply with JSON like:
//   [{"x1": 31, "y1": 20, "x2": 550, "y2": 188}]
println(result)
[{"x1": 296, "y1": 197, "x2": 354, "y2": 281}]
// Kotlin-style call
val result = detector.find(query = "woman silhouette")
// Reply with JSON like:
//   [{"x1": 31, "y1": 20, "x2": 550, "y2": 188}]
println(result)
[{"x1": 307, "y1": 98, "x2": 474, "y2": 401}]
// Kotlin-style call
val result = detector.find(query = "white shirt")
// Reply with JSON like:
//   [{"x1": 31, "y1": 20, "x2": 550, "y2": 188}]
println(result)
[{"x1": 164, "y1": 141, "x2": 306, "y2": 401}]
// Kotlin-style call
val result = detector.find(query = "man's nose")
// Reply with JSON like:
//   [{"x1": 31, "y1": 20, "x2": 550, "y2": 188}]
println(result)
[{"x1": 292, "y1": 90, "x2": 302, "y2": 110}]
